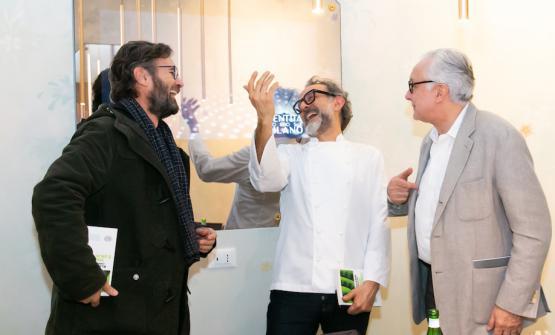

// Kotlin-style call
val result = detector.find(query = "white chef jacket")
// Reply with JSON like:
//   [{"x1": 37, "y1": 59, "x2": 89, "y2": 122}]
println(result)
[
  {"x1": 249, "y1": 134, "x2": 390, "y2": 293},
  {"x1": 188, "y1": 136, "x2": 280, "y2": 229}
]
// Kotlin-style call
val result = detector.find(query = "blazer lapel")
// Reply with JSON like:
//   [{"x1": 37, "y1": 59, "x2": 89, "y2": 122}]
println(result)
[
  {"x1": 409, "y1": 136, "x2": 432, "y2": 209},
  {"x1": 416, "y1": 137, "x2": 432, "y2": 187},
  {"x1": 432, "y1": 104, "x2": 477, "y2": 227}
]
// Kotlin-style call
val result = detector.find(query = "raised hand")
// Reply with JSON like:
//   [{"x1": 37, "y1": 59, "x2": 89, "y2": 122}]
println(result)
[
  {"x1": 244, "y1": 71, "x2": 280, "y2": 162},
  {"x1": 243, "y1": 71, "x2": 279, "y2": 125},
  {"x1": 181, "y1": 97, "x2": 200, "y2": 133}
]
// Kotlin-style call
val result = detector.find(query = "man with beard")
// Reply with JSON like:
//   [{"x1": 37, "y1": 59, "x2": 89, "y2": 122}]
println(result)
[
  {"x1": 32, "y1": 41, "x2": 216, "y2": 335},
  {"x1": 245, "y1": 72, "x2": 391, "y2": 335}
]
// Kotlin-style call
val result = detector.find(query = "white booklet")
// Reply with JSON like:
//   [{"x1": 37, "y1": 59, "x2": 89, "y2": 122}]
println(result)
[
  {"x1": 337, "y1": 268, "x2": 382, "y2": 307},
  {"x1": 87, "y1": 226, "x2": 118, "y2": 296}
]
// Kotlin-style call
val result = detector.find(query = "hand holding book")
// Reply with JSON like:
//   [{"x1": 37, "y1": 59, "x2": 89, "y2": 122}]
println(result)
[{"x1": 337, "y1": 268, "x2": 382, "y2": 315}]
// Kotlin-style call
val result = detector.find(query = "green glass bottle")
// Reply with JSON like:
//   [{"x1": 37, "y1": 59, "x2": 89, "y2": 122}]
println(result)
[{"x1": 427, "y1": 308, "x2": 442, "y2": 335}]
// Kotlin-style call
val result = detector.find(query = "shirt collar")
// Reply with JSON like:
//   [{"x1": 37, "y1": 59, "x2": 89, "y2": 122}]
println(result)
[
  {"x1": 429, "y1": 103, "x2": 469, "y2": 142},
  {"x1": 308, "y1": 133, "x2": 344, "y2": 144}
]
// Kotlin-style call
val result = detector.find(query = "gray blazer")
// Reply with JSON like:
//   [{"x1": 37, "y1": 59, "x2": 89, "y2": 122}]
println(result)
[
  {"x1": 390, "y1": 104, "x2": 551, "y2": 334},
  {"x1": 188, "y1": 137, "x2": 280, "y2": 229}
]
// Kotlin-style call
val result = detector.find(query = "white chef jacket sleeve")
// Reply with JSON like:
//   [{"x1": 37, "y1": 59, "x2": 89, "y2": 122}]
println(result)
[
  {"x1": 248, "y1": 134, "x2": 290, "y2": 192},
  {"x1": 362, "y1": 151, "x2": 391, "y2": 288}
]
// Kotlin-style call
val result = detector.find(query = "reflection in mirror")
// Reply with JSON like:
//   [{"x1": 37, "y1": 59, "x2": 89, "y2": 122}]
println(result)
[{"x1": 74, "y1": 0, "x2": 341, "y2": 229}]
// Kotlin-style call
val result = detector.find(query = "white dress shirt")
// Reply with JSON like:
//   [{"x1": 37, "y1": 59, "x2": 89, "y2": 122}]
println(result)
[
  {"x1": 249, "y1": 134, "x2": 390, "y2": 293},
  {"x1": 415, "y1": 104, "x2": 469, "y2": 264},
  {"x1": 188, "y1": 136, "x2": 280, "y2": 229}
]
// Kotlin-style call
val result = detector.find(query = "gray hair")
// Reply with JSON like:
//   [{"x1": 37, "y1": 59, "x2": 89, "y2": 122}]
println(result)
[
  {"x1": 422, "y1": 48, "x2": 475, "y2": 103},
  {"x1": 305, "y1": 76, "x2": 352, "y2": 131}
]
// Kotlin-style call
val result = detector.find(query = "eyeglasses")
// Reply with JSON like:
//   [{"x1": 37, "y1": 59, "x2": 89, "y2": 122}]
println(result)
[
  {"x1": 157, "y1": 65, "x2": 179, "y2": 80},
  {"x1": 408, "y1": 79, "x2": 435, "y2": 94},
  {"x1": 293, "y1": 89, "x2": 338, "y2": 114}
]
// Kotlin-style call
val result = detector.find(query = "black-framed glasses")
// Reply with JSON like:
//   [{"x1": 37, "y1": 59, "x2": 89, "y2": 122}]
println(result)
[
  {"x1": 408, "y1": 79, "x2": 435, "y2": 94},
  {"x1": 157, "y1": 65, "x2": 179, "y2": 80},
  {"x1": 293, "y1": 89, "x2": 338, "y2": 114}
]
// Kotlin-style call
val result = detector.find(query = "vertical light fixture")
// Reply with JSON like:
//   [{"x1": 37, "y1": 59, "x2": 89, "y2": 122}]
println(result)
[
  {"x1": 77, "y1": 0, "x2": 86, "y2": 121},
  {"x1": 458, "y1": 0, "x2": 469, "y2": 19},
  {"x1": 177, "y1": 1, "x2": 182, "y2": 103},
  {"x1": 120, "y1": 1, "x2": 125, "y2": 45},
  {"x1": 80, "y1": 103, "x2": 86, "y2": 120},
  {"x1": 151, "y1": 0, "x2": 157, "y2": 42},
  {"x1": 87, "y1": 52, "x2": 92, "y2": 116},
  {"x1": 227, "y1": 0, "x2": 233, "y2": 104},
  {"x1": 136, "y1": 0, "x2": 142, "y2": 39},
  {"x1": 312, "y1": 0, "x2": 324, "y2": 14}
]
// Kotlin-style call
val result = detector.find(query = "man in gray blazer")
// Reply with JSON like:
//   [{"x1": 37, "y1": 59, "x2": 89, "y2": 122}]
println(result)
[{"x1": 388, "y1": 48, "x2": 551, "y2": 334}]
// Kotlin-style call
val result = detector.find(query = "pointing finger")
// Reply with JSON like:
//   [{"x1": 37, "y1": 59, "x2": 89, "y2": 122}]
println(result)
[{"x1": 398, "y1": 167, "x2": 413, "y2": 180}]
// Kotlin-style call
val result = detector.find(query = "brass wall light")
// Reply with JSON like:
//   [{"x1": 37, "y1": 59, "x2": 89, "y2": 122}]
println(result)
[
  {"x1": 119, "y1": 0, "x2": 125, "y2": 45},
  {"x1": 458, "y1": 0, "x2": 469, "y2": 19},
  {"x1": 312, "y1": 0, "x2": 324, "y2": 14}
]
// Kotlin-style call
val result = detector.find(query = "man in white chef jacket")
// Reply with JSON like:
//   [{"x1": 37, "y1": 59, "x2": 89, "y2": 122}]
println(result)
[{"x1": 245, "y1": 71, "x2": 391, "y2": 335}]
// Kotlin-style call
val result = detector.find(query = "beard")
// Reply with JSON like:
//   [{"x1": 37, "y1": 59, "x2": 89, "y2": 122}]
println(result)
[
  {"x1": 302, "y1": 106, "x2": 332, "y2": 137},
  {"x1": 148, "y1": 75, "x2": 179, "y2": 119},
  {"x1": 305, "y1": 117, "x2": 322, "y2": 137}
]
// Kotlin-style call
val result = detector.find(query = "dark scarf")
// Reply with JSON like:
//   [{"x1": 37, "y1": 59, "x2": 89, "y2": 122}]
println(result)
[{"x1": 120, "y1": 97, "x2": 200, "y2": 265}]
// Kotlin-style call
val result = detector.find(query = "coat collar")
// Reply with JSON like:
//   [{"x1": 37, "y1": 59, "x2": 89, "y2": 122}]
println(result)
[{"x1": 108, "y1": 103, "x2": 174, "y2": 190}]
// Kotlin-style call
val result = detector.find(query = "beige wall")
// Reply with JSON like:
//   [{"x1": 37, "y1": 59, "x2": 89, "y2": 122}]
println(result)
[{"x1": 341, "y1": 0, "x2": 554, "y2": 334}]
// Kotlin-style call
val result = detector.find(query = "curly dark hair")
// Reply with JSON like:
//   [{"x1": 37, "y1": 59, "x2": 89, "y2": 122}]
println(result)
[
  {"x1": 305, "y1": 76, "x2": 352, "y2": 131},
  {"x1": 109, "y1": 41, "x2": 173, "y2": 102}
]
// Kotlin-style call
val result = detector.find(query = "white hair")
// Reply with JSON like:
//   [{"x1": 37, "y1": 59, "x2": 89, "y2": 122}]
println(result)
[{"x1": 422, "y1": 48, "x2": 475, "y2": 103}]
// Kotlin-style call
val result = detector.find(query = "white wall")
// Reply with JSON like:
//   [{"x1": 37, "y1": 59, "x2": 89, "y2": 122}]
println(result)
[
  {"x1": 0, "y1": 0, "x2": 75, "y2": 333},
  {"x1": 188, "y1": 228, "x2": 279, "y2": 335}
]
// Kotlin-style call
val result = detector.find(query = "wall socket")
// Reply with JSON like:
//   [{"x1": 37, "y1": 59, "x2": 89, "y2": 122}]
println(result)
[{"x1": 208, "y1": 248, "x2": 237, "y2": 268}]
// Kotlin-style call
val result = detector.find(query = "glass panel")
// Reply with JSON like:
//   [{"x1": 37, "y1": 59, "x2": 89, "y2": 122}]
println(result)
[{"x1": 74, "y1": 0, "x2": 342, "y2": 229}]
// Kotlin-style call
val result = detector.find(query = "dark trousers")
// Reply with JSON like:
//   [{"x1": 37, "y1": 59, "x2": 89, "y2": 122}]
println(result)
[
  {"x1": 421, "y1": 260, "x2": 436, "y2": 312},
  {"x1": 266, "y1": 290, "x2": 370, "y2": 335}
]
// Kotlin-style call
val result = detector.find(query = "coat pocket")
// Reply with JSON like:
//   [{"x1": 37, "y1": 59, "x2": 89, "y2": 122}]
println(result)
[
  {"x1": 471, "y1": 265, "x2": 507, "y2": 324},
  {"x1": 73, "y1": 267, "x2": 148, "y2": 334},
  {"x1": 456, "y1": 178, "x2": 492, "y2": 221}
]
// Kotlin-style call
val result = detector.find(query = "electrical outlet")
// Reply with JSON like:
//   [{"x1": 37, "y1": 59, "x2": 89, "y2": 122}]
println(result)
[{"x1": 208, "y1": 248, "x2": 237, "y2": 268}]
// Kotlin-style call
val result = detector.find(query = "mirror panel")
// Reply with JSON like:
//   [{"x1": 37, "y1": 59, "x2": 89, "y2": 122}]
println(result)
[{"x1": 74, "y1": 0, "x2": 342, "y2": 228}]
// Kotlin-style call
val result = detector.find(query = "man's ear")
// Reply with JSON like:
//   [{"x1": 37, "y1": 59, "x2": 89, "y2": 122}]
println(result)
[
  {"x1": 435, "y1": 83, "x2": 449, "y2": 102},
  {"x1": 334, "y1": 95, "x2": 346, "y2": 112},
  {"x1": 133, "y1": 66, "x2": 151, "y2": 88}
]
